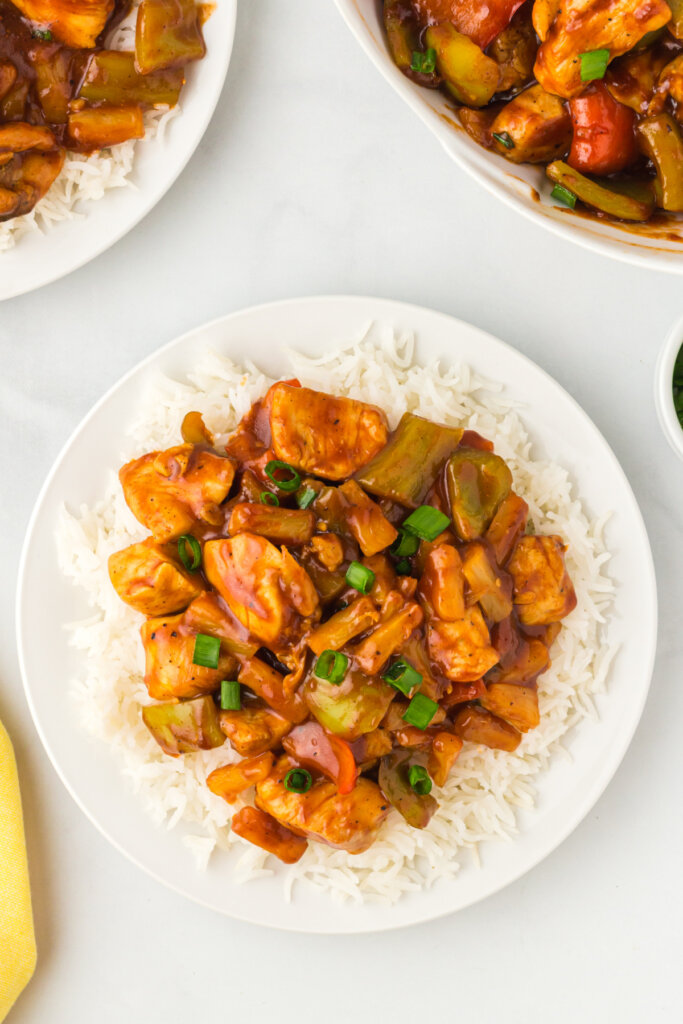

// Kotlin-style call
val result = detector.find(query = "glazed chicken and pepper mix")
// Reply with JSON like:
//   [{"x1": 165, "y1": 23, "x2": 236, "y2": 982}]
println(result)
[
  {"x1": 0, "y1": 0, "x2": 206, "y2": 222},
  {"x1": 108, "y1": 382, "x2": 577, "y2": 864},
  {"x1": 383, "y1": 0, "x2": 683, "y2": 223}
]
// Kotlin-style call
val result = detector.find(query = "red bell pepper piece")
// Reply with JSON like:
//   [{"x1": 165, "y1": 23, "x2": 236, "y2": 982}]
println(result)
[
  {"x1": 282, "y1": 721, "x2": 358, "y2": 794},
  {"x1": 414, "y1": 0, "x2": 527, "y2": 50},
  {"x1": 568, "y1": 83, "x2": 638, "y2": 176}
]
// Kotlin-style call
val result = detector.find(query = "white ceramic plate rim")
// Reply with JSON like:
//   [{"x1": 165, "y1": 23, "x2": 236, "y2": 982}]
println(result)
[
  {"x1": 16, "y1": 296, "x2": 658, "y2": 932},
  {"x1": 334, "y1": 0, "x2": 683, "y2": 275},
  {"x1": 0, "y1": 2, "x2": 236, "y2": 302}
]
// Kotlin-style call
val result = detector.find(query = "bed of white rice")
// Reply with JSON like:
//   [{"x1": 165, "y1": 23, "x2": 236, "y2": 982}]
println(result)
[
  {"x1": 57, "y1": 329, "x2": 615, "y2": 904},
  {"x1": 0, "y1": 5, "x2": 179, "y2": 253}
]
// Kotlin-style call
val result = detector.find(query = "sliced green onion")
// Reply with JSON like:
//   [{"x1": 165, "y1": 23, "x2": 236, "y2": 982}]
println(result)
[
  {"x1": 391, "y1": 529, "x2": 420, "y2": 558},
  {"x1": 345, "y1": 561, "x2": 375, "y2": 594},
  {"x1": 177, "y1": 533, "x2": 201, "y2": 571},
  {"x1": 192, "y1": 633, "x2": 220, "y2": 669},
  {"x1": 32, "y1": 28, "x2": 52, "y2": 40},
  {"x1": 382, "y1": 658, "x2": 422, "y2": 697},
  {"x1": 402, "y1": 693, "x2": 438, "y2": 730},
  {"x1": 492, "y1": 131, "x2": 515, "y2": 149},
  {"x1": 297, "y1": 486, "x2": 317, "y2": 510},
  {"x1": 551, "y1": 183, "x2": 577, "y2": 209},
  {"x1": 265, "y1": 459, "x2": 301, "y2": 492},
  {"x1": 284, "y1": 768, "x2": 313, "y2": 793},
  {"x1": 402, "y1": 505, "x2": 450, "y2": 542},
  {"x1": 314, "y1": 649, "x2": 349, "y2": 685},
  {"x1": 220, "y1": 680, "x2": 241, "y2": 710},
  {"x1": 579, "y1": 48, "x2": 610, "y2": 82},
  {"x1": 408, "y1": 764, "x2": 433, "y2": 795},
  {"x1": 260, "y1": 491, "x2": 279, "y2": 506},
  {"x1": 395, "y1": 558, "x2": 412, "y2": 575},
  {"x1": 410, "y1": 47, "x2": 436, "y2": 74}
]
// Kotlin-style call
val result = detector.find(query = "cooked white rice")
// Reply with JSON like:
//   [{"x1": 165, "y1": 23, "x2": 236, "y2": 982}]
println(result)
[
  {"x1": 57, "y1": 326, "x2": 615, "y2": 904},
  {"x1": 0, "y1": 5, "x2": 179, "y2": 253}
]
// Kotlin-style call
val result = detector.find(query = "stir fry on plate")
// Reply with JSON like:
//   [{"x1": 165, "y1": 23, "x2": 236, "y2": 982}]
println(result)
[
  {"x1": 0, "y1": 0, "x2": 206, "y2": 222},
  {"x1": 382, "y1": 0, "x2": 683, "y2": 223},
  {"x1": 109, "y1": 381, "x2": 577, "y2": 863}
]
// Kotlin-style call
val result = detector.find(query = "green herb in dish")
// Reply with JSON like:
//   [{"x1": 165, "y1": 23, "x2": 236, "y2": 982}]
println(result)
[{"x1": 673, "y1": 344, "x2": 683, "y2": 429}]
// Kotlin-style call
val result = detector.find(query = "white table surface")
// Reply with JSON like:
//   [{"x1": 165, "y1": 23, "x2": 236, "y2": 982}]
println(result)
[{"x1": 1, "y1": 2, "x2": 682, "y2": 1021}]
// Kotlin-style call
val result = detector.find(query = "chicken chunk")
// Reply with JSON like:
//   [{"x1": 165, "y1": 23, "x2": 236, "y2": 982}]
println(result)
[
  {"x1": 268, "y1": 382, "x2": 388, "y2": 480},
  {"x1": 11, "y1": 0, "x2": 115, "y2": 48},
  {"x1": 490, "y1": 84, "x2": 571, "y2": 163},
  {"x1": 108, "y1": 537, "x2": 204, "y2": 616},
  {"x1": 230, "y1": 806, "x2": 307, "y2": 864},
  {"x1": 255, "y1": 756, "x2": 390, "y2": 853},
  {"x1": 533, "y1": 0, "x2": 671, "y2": 98},
  {"x1": 219, "y1": 704, "x2": 292, "y2": 757},
  {"x1": 507, "y1": 535, "x2": 577, "y2": 625},
  {"x1": 427, "y1": 606, "x2": 500, "y2": 682},
  {"x1": 203, "y1": 533, "x2": 320, "y2": 647},
  {"x1": 119, "y1": 444, "x2": 235, "y2": 543}
]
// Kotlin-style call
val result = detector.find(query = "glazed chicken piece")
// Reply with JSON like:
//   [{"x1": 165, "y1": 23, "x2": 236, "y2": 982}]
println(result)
[
  {"x1": 267, "y1": 382, "x2": 388, "y2": 480},
  {"x1": 507, "y1": 535, "x2": 577, "y2": 626},
  {"x1": 427, "y1": 606, "x2": 500, "y2": 682},
  {"x1": 533, "y1": 0, "x2": 671, "y2": 98},
  {"x1": 490, "y1": 84, "x2": 572, "y2": 163},
  {"x1": 203, "y1": 533, "x2": 320, "y2": 647},
  {"x1": 11, "y1": 0, "x2": 115, "y2": 48},
  {"x1": 219, "y1": 704, "x2": 293, "y2": 757},
  {"x1": 119, "y1": 444, "x2": 235, "y2": 543},
  {"x1": 255, "y1": 756, "x2": 390, "y2": 853},
  {"x1": 108, "y1": 537, "x2": 204, "y2": 616}
]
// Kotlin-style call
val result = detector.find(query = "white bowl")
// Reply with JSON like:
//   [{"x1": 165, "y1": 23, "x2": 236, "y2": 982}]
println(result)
[
  {"x1": 655, "y1": 314, "x2": 683, "y2": 460},
  {"x1": 335, "y1": 0, "x2": 683, "y2": 274}
]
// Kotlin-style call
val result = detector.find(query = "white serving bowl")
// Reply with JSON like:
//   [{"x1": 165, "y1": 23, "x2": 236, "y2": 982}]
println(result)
[
  {"x1": 655, "y1": 314, "x2": 683, "y2": 460},
  {"x1": 335, "y1": 0, "x2": 683, "y2": 274}
]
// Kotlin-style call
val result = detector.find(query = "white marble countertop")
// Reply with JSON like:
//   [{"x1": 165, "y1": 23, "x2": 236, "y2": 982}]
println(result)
[{"x1": 1, "y1": 2, "x2": 682, "y2": 1021}]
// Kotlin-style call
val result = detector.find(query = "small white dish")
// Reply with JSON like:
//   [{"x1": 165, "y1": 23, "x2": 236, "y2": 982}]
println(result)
[
  {"x1": 16, "y1": 296, "x2": 657, "y2": 932},
  {"x1": 335, "y1": 0, "x2": 683, "y2": 274},
  {"x1": 0, "y1": 2, "x2": 236, "y2": 302},
  {"x1": 655, "y1": 314, "x2": 683, "y2": 461}
]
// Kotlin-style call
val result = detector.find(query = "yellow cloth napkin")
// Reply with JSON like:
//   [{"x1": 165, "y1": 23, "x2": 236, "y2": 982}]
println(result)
[{"x1": 0, "y1": 721, "x2": 36, "y2": 1022}]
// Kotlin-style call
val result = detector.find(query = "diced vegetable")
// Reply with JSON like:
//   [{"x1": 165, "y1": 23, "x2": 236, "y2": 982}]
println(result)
[
  {"x1": 489, "y1": 634, "x2": 550, "y2": 685},
  {"x1": 378, "y1": 749, "x2": 437, "y2": 829},
  {"x1": 424, "y1": 23, "x2": 500, "y2": 108},
  {"x1": 206, "y1": 752, "x2": 275, "y2": 803},
  {"x1": 352, "y1": 602, "x2": 424, "y2": 675},
  {"x1": 304, "y1": 670, "x2": 396, "y2": 741},
  {"x1": 180, "y1": 410, "x2": 213, "y2": 446},
  {"x1": 452, "y1": 705, "x2": 521, "y2": 751},
  {"x1": 415, "y1": 0, "x2": 527, "y2": 50},
  {"x1": 338, "y1": 480, "x2": 398, "y2": 556},
  {"x1": 403, "y1": 505, "x2": 450, "y2": 542},
  {"x1": 228, "y1": 502, "x2": 315, "y2": 545},
  {"x1": 346, "y1": 560, "x2": 375, "y2": 594},
  {"x1": 135, "y1": 0, "x2": 205, "y2": 76},
  {"x1": 237, "y1": 657, "x2": 307, "y2": 722},
  {"x1": 79, "y1": 51, "x2": 184, "y2": 107},
  {"x1": 219, "y1": 704, "x2": 292, "y2": 757},
  {"x1": 427, "y1": 606, "x2": 500, "y2": 682},
  {"x1": 282, "y1": 721, "x2": 358, "y2": 794},
  {"x1": 546, "y1": 160, "x2": 655, "y2": 221},
  {"x1": 314, "y1": 650, "x2": 349, "y2": 685},
  {"x1": 67, "y1": 105, "x2": 145, "y2": 149},
  {"x1": 230, "y1": 806, "x2": 307, "y2": 864},
  {"x1": 637, "y1": 114, "x2": 683, "y2": 211},
  {"x1": 220, "y1": 680, "x2": 240, "y2": 710},
  {"x1": 307, "y1": 596, "x2": 379, "y2": 655},
  {"x1": 28, "y1": 44, "x2": 71, "y2": 123},
  {"x1": 428, "y1": 732, "x2": 463, "y2": 787},
  {"x1": 485, "y1": 492, "x2": 528, "y2": 565},
  {"x1": 142, "y1": 695, "x2": 224, "y2": 756},
  {"x1": 568, "y1": 83, "x2": 637, "y2": 174},
  {"x1": 446, "y1": 447, "x2": 512, "y2": 541},
  {"x1": 354, "y1": 411, "x2": 462, "y2": 509},
  {"x1": 418, "y1": 544, "x2": 466, "y2": 621},
  {"x1": 383, "y1": 0, "x2": 439, "y2": 86},
  {"x1": 461, "y1": 542, "x2": 513, "y2": 622},
  {"x1": 382, "y1": 658, "x2": 422, "y2": 697},
  {"x1": 480, "y1": 684, "x2": 540, "y2": 732}
]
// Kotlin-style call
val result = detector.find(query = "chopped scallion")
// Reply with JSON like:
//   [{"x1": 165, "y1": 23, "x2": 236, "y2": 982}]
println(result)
[
  {"x1": 220, "y1": 680, "x2": 241, "y2": 710},
  {"x1": 408, "y1": 764, "x2": 432, "y2": 795},
  {"x1": 402, "y1": 693, "x2": 438, "y2": 730},
  {"x1": 265, "y1": 459, "x2": 301, "y2": 492},
  {"x1": 297, "y1": 486, "x2": 317, "y2": 510},
  {"x1": 551, "y1": 183, "x2": 577, "y2": 209},
  {"x1": 579, "y1": 48, "x2": 610, "y2": 82},
  {"x1": 402, "y1": 505, "x2": 450, "y2": 542},
  {"x1": 177, "y1": 534, "x2": 201, "y2": 571},
  {"x1": 345, "y1": 561, "x2": 375, "y2": 594},
  {"x1": 192, "y1": 633, "x2": 220, "y2": 669},
  {"x1": 382, "y1": 658, "x2": 422, "y2": 697},
  {"x1": 391, "y1": 529, "x2": 420, "y2": 558},
  {"x1": 284, "y1": 768, "x2": 313, "y2": 793},
  {"x1": 395, "y1": 558, "x2": 412, "y2": 575},
  {"x1": 410, "y1": 47, "x2": 436, "y2": 74},
  {"x1": 492, "y1": 131, "x2": 515, "y2": 149},
  {"x1": 314, "y1": 649, "x2": 349, "y2": 685},
  {"x1": 260, "y1": 491, "x2": 279, "y2": 506}
]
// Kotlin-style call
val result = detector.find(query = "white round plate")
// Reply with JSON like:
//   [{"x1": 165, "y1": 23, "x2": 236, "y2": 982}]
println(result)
[
  {"x1": 17, "y1": 296, "x2": 657, "y2": 932},
  {"x1": 0, "y1": 2, "x2": 236, "y2": 302},
  {"x1": 335, "y1": 0, "x2": 683, "y2": 274}
]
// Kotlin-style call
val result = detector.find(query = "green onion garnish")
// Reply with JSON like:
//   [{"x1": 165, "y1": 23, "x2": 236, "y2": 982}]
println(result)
[
  {"x1": 402, "y1": 693, "x2": 438, "y2": 730},
  {"x1": 297, "y1": 486, "x2": 317, "y2": 510},
  {"x1": 32, "y1": 28, "x2": 52, "y2": 40},
  {"x1": 382, "y1": 658, "x2": 422, "y2": 697},
  {"x1": 345, "y1": 561, "x2": 375, "y2": 594},
  {"x1": 265, "y1": 459, "x2": 301, "y2": 492},
  {"x1": 492, "y1": 131, "x2": 514, "y2": 149},
  {"x1": 391, "y1": 529, "x2": 420, "y2": 558},
  {"x1": 192, "y1": 633, "x2": 220, "y2": 669},
  {"x1": 402, "y1": 505, "x2": 450, "y2": 542},
  {"x1": 220, "y1": 680, "x2": 241, "y2": 710},
  {"x1": 579, "y1": 48, "x2": 610, "y2": 82},
  {"x1": 551, "y1": 183, "x2": 577, "y2": 209},
  {"x1": 395, "y1": 558, "x2": 412, "y2": 575},
  {"x1": 410, "y1": 47, "x2": 437, "y2": 74},
  {"x1": 177, "y1": 533, "x2": 201, "y2": 571},
  {"x1": 408, "y1": 764, "x2": 432, "y2": 795},
  {"x1": 284, "y1": 768, "x2": 313, "y2": 793},
  {"x1": 314, "y1": 649, "x2": 349, "y2": 685},
  {"x1": 260, "y1": 491, "x2": 279, "y2": 506}
]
